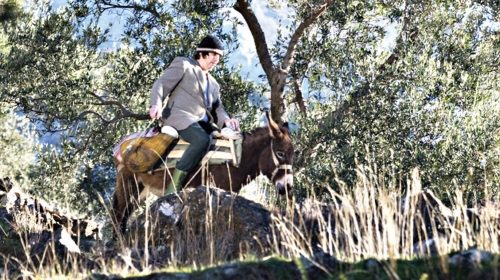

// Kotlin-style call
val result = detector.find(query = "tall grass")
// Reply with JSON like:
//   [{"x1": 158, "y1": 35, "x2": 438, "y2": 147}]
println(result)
[
  {"x1": 2, "y1": 166, "x2": 500, "y2": 278},
  {"x1": 271, "y1": 166, "x2": 500, "y2": 263}
]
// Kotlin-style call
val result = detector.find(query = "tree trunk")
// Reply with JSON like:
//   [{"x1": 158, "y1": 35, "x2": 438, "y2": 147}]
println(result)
[{"x1": 234, "y1": 0, "x2": 335, "y2": 124}]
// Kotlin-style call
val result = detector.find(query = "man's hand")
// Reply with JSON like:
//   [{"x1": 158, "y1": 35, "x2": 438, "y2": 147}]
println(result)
[
  {"x1": 149, "y1": 105, "x2": 162, "y2": 119},
  {"x1": 225, "y1": 118, "x2": 240, "y2": 131}
]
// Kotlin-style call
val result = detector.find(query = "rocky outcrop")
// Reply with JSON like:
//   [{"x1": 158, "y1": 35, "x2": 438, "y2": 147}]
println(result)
[
  {"x1": 123, "y1": 186, "x2": 275, "y2": 265},
  {"x1": 0, "y1": 177, "x2": 100, "y2": 268},
  {"x1": 0, "y1": 178, "x2": 100, "y2": 239}
]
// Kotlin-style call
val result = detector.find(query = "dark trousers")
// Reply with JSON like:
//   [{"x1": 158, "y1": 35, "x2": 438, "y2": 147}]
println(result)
[{"x1": 176, "y1": 122, "x2": 213, "y2": 172}]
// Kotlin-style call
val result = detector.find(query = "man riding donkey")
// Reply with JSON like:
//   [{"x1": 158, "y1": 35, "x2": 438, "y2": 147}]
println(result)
[{"x1": 148, "y1": 35, "x2": 240, "y2": 194}]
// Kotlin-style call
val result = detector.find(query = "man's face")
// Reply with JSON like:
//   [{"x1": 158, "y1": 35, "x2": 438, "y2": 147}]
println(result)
[{"x1": 198, "y1": 52, "x2": 221, "y2": 71}]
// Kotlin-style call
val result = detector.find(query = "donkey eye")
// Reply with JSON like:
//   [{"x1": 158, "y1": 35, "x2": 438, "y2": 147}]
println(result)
[{"x1": 276, "y1": 151, "x2": 286, "y2": 159}]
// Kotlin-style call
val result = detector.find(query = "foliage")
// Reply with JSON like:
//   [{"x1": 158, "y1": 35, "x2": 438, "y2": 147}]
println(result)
[
  {"x1": 2, "y1": 169, "x2": 500, "y2": 278},
  {"x1": 3, "y1": 2, "x2": 500, "y2": 278},
  {"x1": 1, "y1": 0, "x2": 500, "y2": 214},
  {"x1": 0, "y1": 0, "x2": 256, "y2": 214},
  {"x1": 0, "y1": 0, "x2": 21, "y2": 23},
  {"x1": 289, "y1": 1, "x2": 500, "y2": 204},
  {"x1": 0, "y1": 106, "x2": 37, "y2": 186}
]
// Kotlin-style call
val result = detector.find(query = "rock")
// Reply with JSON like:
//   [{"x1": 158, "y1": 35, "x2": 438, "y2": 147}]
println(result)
[
  {"x1": 301, "y1": 250, "x2": 344, "y2": 279},
  {"x1": 126, "y1": 186, "x2": 274, "y2": 265},
  {"x1": 448, "y1": 249, "x2": 493, "y2": 267},
  {"x1": 364, "y1": 258, "x2": 381, "y2": 270},
  {"x1": 412, "y1": 234, "x2": 449, "y2": 257},
  {"x1": 0, "y1": 178, "x2": 100, "y2": 239}
]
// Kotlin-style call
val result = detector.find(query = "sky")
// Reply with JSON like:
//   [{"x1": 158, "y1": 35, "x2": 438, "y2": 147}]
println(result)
[
  {"x1": 47, "y1": 0, "x2": 397, "y2": 129},
  {"x1": 51, "y1": 0, "x2": 290, "y2": 83},
  {"x1": 42, "y1": 0, "x2": 291, "y2": 143},
  {"x1": 50, "y1": 0, "x2": 398, "y2": 90},
  {"x1": 222, "y1": 1, "x2": 293, "y2": 81}
]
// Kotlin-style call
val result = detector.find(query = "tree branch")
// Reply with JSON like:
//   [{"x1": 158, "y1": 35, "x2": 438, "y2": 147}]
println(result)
[
  {"x1": 87, "y1": 91, "x2": 150, "y2": 123},
  {"x1": 281, "y1": 0, "x2": 336, "y2": 72},
  {"x1": 234, "y1": 0, "x2": 337, "y2": 123},
  {"x1": 97, "y1": 0, "x2": 161, "y2": 18},
  {"x1": 233, "y1": 0, "x2": 275, "y2": 79}
]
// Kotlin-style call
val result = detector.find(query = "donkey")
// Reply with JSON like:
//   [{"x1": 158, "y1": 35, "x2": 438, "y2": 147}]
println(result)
[{"x1": 111, "y1": 112, "x2": 294, "y2": 234}]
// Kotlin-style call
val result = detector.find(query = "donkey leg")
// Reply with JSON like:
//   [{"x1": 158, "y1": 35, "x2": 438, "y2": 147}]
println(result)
[{"x1": 112, "y1": 172, "x2": 143, "y2": 235}]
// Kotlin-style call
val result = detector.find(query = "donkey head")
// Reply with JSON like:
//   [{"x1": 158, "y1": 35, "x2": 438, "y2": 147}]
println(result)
[{"x1": 261, "y1": 111, "x2": 294, "y2": 196}]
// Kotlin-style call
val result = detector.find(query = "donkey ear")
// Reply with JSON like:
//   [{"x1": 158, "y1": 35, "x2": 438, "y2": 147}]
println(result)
[{"x1": 265, "y1": 110, "x2": 282, "y2": 138}]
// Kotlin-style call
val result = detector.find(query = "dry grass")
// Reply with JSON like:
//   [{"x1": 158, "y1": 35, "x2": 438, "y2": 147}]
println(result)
[
  {"x1": 1, "y1": 166, "x2": 500, "y2": 278},
  {"x1": 269, "y1": 166, "x2": 500, "y2": 267}
]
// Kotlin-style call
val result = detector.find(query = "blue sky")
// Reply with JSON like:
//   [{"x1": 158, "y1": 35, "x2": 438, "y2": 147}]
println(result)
[
  {"x1": 43, "y1": 0, "x2": 290, "y2": 142},
  {"x1": 50, "y1": 0, "x2": 397, "y2": 110},
  {"x1": 51, "y1": 0, "x2": 287, "y2": 83},
  {"x1": 44, "y1": 0, "x2": 398, "y2": 141},
  {"x1": 51, "y1": 0, "x2": 397, "y2": 85}
]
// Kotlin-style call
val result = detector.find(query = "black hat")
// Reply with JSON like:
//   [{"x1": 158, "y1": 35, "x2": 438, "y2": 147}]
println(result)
[{"x1": 197, "y1": 35, "x2": 224, "y2": 56}]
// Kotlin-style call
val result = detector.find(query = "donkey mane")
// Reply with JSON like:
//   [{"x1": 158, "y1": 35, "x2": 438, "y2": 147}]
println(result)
[
  {"x1": 242, "y1": 124, "x2": 291, "y2": 145},
  {"x1": 241, "y1": 127, "x2": 270, "y2": 145}
]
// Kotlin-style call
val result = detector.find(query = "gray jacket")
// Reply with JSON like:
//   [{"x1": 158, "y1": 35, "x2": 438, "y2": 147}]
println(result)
[{"x1": 150, "y1": 57, "x2": 230, "y2": 130}]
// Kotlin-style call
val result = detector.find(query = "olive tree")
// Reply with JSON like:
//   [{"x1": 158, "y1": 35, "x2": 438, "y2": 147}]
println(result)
[
  {"x1": 1, "y1": 0, "x2": 255, "y2": 213},
  {"x1": 290, "y1": 0, "x2": 500, "y2": 202},
  {"x1": 3, "y1": 0, "x2": 500, "y2": 211}
]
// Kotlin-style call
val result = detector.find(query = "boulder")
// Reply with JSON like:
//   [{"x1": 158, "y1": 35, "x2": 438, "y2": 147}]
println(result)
[{"x1": 125, "y1": 186, "x2": 274, "y2": 264}]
